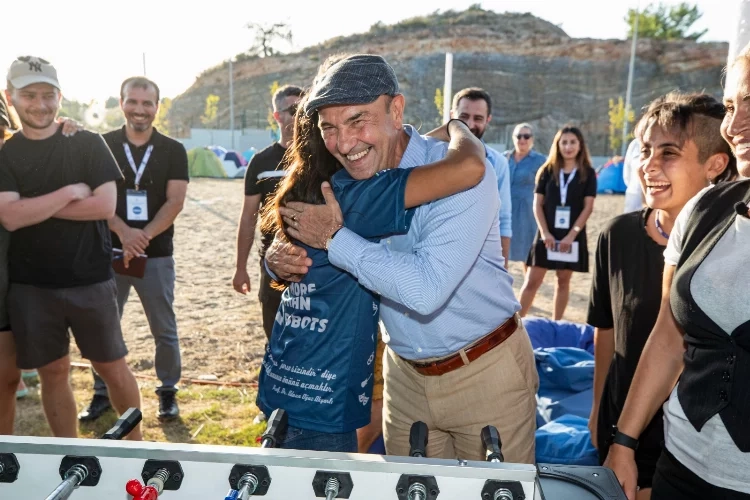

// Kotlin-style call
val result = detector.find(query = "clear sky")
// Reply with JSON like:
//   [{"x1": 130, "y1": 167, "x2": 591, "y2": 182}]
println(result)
[{"x1": 0, "y1": 0, "x2": 739, "y2": 103}]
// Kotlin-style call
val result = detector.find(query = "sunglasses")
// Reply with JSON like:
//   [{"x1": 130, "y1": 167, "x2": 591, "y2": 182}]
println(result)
[
  {"x1": 281, "y1": 104, "x2": 298, "y2": 115},
  {"x1": 516, "y1": 134, "x2": 533, "y2": 140}
]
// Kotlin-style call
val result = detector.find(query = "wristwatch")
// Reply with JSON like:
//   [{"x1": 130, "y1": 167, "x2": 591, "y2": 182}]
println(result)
[{"x1": 610, "y1": 425, "x2": 639, "y2": 451}]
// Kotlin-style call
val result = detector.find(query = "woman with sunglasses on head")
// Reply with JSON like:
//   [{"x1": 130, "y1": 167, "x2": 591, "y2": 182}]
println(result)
[
  {"x1": 588, "y1": 92, "x2": 737, "y2": 500},
  {"x1": 605, "y1": 49, "x2": 750, "y2": 500},
  {"x1": 519, "y1": 125, "x2": 596, "y2": 320},
  {"x1": 504, "y1": 123, "x2": 546, "y2": 268}
]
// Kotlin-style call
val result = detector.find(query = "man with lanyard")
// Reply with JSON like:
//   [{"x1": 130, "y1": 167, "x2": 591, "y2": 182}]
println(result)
[
  {"x1": 451, "y1": 87, "x2": 512, "y2": 267},
  {"x1": 79, "y1": 76, "x2": 189, "y2": 422},
  {"x1": 233, "y1": 85, "x2": 302, "y2": 342}
]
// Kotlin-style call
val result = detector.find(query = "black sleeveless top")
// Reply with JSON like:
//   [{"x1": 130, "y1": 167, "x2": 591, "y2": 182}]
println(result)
[{"x1": 671, "y1": 180, "x2": 750, "y2": 452}]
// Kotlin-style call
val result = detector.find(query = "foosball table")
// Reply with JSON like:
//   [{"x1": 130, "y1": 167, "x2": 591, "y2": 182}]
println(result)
[{"x1": 0, "y1": 409, "x2": 627, "y2": 500}]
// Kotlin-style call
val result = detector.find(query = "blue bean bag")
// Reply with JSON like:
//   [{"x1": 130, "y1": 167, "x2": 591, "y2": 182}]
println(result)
[
  {"x1": 536, "y1": 415, "x2": 599, "y2": 465},
  {"x1": 522, "y1": 316, "x2": 594, "y2": 354}
]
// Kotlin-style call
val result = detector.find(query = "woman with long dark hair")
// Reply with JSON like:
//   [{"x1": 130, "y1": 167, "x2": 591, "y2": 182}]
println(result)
[
  {"x1": 255, "y1": 97, "x2": 488, "y2": 453},
  {"x1": 605, "y1": 49, "x2": 750, "y2": 500},
  {"x1": 588, "y1": 92, "x2": 737, "y2": 500},
  {"x1": 519, "y1": 125, "x2": 597, "y2": 320}
]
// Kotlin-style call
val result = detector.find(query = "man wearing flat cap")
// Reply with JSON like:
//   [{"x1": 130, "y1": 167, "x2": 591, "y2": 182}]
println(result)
[{"x1": 265, "y1": 54, "x2": 538, "y2": 462}]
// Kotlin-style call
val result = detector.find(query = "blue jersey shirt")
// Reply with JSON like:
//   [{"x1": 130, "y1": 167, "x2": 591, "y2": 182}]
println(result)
[{"x1": 256, "y1": 167, "x2": 415, "y2": 433}]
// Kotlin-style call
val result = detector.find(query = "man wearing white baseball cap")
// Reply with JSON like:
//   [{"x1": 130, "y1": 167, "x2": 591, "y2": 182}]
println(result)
[{"x1": 0, "y1": 56, "x2": 143, "y2": 439}]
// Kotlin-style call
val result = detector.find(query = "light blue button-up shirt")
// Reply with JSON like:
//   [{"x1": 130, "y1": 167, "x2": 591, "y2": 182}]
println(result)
[
  {"x1": 485, "y1": 144, "x2": 513, "y2": 238},
  {"x1": 328, "y1": 125, "x2": 521, "y2": 360}
]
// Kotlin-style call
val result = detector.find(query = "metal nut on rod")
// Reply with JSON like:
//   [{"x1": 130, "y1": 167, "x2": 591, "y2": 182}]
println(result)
[
  {"x1": 494, "y1": 488, "x2": 514, "y2": 500},
  {"x1": 146, "y1": 468, "x2": 170, "y2": 495},
  {"x1": 408, "y1": 482, "x2": 427, "y2": 500},
  {"x1": 325, "y1": 477, "x2": 340, "y2": 500},
  {"x1": 237, "y1": 472, "x2": 259, "y2": 500}
]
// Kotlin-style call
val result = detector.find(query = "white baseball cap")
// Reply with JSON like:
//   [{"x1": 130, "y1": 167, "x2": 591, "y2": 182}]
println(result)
[{"x1": 7, "y1": 56, "x2": 60, "y2": 90}]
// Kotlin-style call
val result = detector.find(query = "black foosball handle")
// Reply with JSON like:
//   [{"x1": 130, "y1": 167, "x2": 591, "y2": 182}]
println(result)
[
  {"x1": 409, "y1": 421, "x2": 428, "y2": 458},
  {"x1": 260, "y1": 409, "x2": 288, "y2": 448},
  {"x1": 101, "y1": 408, "x2": 142, "y2": 440},
  {"x1": 481, "y1": 425, "x2": 505, "y2": 463}
]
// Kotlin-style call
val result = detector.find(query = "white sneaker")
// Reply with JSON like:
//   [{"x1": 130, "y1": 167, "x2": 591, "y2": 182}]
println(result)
[{"x1": 253, "y1": 412, "x2": 267, "y2": 425}]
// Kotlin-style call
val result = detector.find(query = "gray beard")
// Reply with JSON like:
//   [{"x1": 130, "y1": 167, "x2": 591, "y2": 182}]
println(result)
[{"x1": 129, "y1": 121, "x2": 151, "y2": 132}]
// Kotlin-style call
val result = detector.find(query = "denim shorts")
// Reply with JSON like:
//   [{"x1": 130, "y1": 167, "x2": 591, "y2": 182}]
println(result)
[{"x1": 279, "y1": 425, "x2": 357, "y2": 453}]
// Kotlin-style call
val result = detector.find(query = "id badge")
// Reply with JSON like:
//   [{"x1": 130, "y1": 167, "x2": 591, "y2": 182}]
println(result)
[
  {"x1": 554, "y1": 206, "x2": 571, "y2": 229},
  {"x1": 126, "y1": 189, "x2": 148, "y2": 221}
]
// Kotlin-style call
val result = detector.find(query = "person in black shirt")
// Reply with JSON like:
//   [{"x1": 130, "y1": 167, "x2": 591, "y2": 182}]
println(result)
[
  {"x1": 606, "y1": 47, "x2": 750, "y2": 500},
  {"x1": 519, "y1": 125, "x2": 597, "y2": 320},
  {"x1": 233, "y1": 84, "x2": 302, "y2": 340},
  {"x1": 78, "y1": 77, "x2": 189, "y2": 423},
  {"x1": 588, "y1": 93, "x2": 737, "y2": 499},
  {"x1": 0, "y1": 56, "x2": 142, "y2": 439}
]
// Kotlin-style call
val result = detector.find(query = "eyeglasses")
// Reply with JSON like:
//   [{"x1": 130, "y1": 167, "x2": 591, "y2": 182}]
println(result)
[
  {"x1": 281, "y1": 104, "x2": 298, "y2": 115},
  {"x1": 516, "y1": 134, "x2": 532, "y2": 140}
]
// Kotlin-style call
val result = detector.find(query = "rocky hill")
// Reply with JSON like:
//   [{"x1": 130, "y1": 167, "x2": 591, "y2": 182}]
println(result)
[{"x1": 168, "y1": 7, "x2": 729, "y2": 155}]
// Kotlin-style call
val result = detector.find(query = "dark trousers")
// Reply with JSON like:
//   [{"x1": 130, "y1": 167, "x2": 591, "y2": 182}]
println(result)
[{"x1": 652, "y1": 449, "x2": 750, "y2": 500}]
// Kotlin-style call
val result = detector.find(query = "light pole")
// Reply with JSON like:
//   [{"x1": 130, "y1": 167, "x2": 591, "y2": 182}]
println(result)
[
  {"x1": 443, "y1": 52, "x2": 453, "y2": 124},
  {"x1": 729, "y1": 0, "x2": 750, "y2": 64},
  {"x1": 621, "y1": 3, "x2": 639, "y2": 157},
  {"x1": 229, "y1": 58, "x2": 235, "y2": 150}
]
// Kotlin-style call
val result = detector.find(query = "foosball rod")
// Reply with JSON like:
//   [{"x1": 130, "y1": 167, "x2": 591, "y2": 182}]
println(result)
[{"x1": 235, "y1": 409, "x2": 288, "y2": 499}]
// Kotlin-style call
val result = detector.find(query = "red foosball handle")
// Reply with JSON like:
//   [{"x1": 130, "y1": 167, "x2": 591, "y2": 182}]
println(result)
[{"x1": 126, "y1": 478, "x2": 159, "y2": 500}]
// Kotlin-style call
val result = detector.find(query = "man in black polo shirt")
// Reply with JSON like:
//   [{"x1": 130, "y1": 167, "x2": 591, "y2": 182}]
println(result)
[
  {"x1": 0, "y1": 56, "x2": 142, "y2": 439},
  {"x1": 78, "y1": 77, "x2": 189, "y2": 422},
  {"x1": 232, "y1": 84, "x2": 302, "y2": 339}
]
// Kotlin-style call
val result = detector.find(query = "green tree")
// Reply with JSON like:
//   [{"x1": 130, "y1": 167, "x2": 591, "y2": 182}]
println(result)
[
  {"x1": 267, "y1": 81, "x2": 280, "y2": 133},
  {"x1": 608, "y1": 96, "x2": 635, "y2": 155},
  {"x1": 153, "y1": 98, "x2": 172, "y2": 133},
  {"x1": 246, "y1": 22, "x2": 293, "y2": 57},
  {"x1": 105, "y1": 96, "x2": 120, "y2": 109},
  {"x1": 201, "y1": 94, "x2": 220, "y2": 128},
  {"x1": 625, "y1": 2, "x2": 706, "y2": 41}
]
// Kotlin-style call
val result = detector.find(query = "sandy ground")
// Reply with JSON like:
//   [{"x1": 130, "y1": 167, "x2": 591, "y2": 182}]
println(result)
[{"x1": 67, "y1": 178, "x2": 624, "y2": 382}]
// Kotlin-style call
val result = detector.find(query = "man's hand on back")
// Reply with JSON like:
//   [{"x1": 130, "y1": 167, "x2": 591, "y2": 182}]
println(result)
[
  {"x1": 265, "y1": 233, "x2": 313, "y2": 283},
  {"x1": 281, "y1": 181, "x2": 344, "y2": 249}
]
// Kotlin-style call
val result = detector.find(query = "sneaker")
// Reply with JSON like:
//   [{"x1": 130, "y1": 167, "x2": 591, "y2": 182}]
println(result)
[
  {"x1": 77, "y1": 394, "x2": 112, "y2": 422},
  {"x1": 158, "y1": 391, "x2": 179, "y2": 420},
  {"x1": 252, "y1": 412, "x2": 267, "y2": 425}
]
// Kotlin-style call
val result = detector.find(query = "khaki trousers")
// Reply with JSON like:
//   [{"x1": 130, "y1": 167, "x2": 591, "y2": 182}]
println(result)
[{"x1": 382, "y1": 322, "x2": 539, "y2": 463}]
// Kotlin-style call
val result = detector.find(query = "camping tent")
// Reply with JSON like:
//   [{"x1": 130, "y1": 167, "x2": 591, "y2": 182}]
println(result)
[
  {"x1": 223, "y1": 150, "x2": 247, "y2": 168},
  {"x1": 596, "y1": 159, "x2": 628, "y2": 194},
  {"x1": 187, "y1": 147, "x2": 228, "y2": 178},
  {"x1": 207, "y1": 145, "x2": 227, "y2": 158}
]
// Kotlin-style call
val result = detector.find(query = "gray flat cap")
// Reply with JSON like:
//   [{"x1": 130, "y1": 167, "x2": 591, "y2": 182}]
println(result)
[{"x1": 304, "y1": 54, "x2": 400, "y2": 115}]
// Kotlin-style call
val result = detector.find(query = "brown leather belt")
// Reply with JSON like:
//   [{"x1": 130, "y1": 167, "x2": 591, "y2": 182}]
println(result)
[{"x1": 405, "y1": 314, "x2": 520, "y2": 376}]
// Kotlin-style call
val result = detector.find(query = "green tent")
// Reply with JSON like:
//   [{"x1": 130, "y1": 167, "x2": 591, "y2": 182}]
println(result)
[{"x1": 187, "y1": 147, "x2": 228, "y2": 178}]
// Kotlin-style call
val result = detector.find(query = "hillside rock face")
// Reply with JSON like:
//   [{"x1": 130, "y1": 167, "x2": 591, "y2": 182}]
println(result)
[{"x1": 169, "y1": 10, "x2": 728, "y2": 155}]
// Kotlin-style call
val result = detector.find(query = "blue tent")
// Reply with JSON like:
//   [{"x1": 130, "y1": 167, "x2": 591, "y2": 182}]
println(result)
[{"x1": 596, "y1": 159, "x2": 628, "y2": 194}]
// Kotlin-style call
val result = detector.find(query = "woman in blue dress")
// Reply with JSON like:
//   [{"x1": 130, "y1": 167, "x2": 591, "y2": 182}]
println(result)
[
  {"x1": 256, "y1": 99, "x2": 487, "y2": 453},
  {"x1": 504, "y1": 123, "x2": 546, "y2": 267}
]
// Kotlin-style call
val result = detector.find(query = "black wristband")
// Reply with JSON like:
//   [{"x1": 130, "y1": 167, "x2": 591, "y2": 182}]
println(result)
[
  {"x1": 445, "y1": 118, "x2": 465, "y2": 139},
  {"x1": 611, "y1": 426, "x2": 639, "y2": 451}
]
